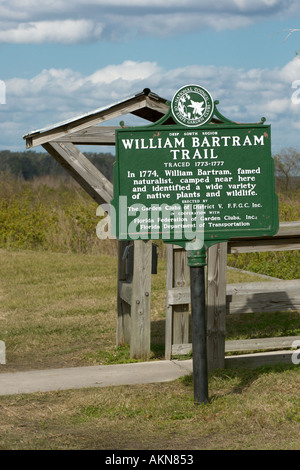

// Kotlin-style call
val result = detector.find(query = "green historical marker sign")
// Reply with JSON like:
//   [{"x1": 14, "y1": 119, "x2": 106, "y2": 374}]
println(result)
[
  {"x1": 111, "y1": 85, "x2": 279, "y2": 405},
  {"x1": 111, "y1": 85, "x2": 279, "y2": 249}
]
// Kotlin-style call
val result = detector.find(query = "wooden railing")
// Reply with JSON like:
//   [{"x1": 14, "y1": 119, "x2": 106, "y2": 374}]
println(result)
[{"x1": 165, "y1": 221, "x2": 300, "y2": 369}]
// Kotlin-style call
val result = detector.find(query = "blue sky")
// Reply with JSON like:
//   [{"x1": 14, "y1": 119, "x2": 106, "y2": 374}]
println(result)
[{"x1": 1, "y1": 0, "x2": 300, "y2": 153}]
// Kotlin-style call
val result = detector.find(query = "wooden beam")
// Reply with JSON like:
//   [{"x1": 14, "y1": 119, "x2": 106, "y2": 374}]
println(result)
[
  {"x1": 131, "y1": 95, "x2": 169, "y2": 122},
  {"x1": 225, "y1": 335, "x2": 300, "y2": 352},
  {"x1": 56, "y1": 126, "x2": 118, "y2": 145},
  {"x1": 224, "y1": 350, "x2": 295, "y2": 369},
  {"x1": 42, "y1": 142, "x2": 113, "y2": 205},
  {"x1": 228, "y1": 237, "x2": 300, "y2": 253},
  {"x1": 228, "y1": 221, "x2": 300, "y2": 253},
  {"x1": 26, "y1": 96, "x2": 147, "y2": 148},
  {"x1": 25, "y1": 93, "x2": 169, "y2": 149},
  {"x1": 172, "y1": 335, "x2": 300, "y2": 356},
  {"x1": 168, "y1": 279, "x2": 300, "y2": 313},
  {"x1": 227, "y1": 279, "x2": 300, "y2": 313}
]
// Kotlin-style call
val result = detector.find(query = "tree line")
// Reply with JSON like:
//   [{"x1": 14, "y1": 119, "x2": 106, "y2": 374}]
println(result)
[
  {"x1": 0, "y1": 150, "x2": 115, "y2": 182},
  {"x1": 0, "y1": 148, "x2": 299, "y2": 191}
]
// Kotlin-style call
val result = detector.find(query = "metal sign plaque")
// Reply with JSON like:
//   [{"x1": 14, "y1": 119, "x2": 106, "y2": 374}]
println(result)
[
  {"x1": 112, "y1": 87, "x2": 278, "y2": 246},
  {"x1": 171, "y1": 84, "x2": 214, "y2": 127}
]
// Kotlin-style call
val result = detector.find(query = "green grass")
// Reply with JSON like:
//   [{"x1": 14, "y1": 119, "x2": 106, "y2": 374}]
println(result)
[
  {"x1": 226, "y1": 311, "x2": 300, "y2": 340},
  {"x1": 0, "y1": 247, "x2": 299, "y2": 450},
  {"x1": 0, "y1": 178, "x2": 299, "y2": 449},
  {"x1": 0, "y1": 249, "x2": 119, "y2": 370},
  {"x1": 0, "y1": 177, "x2": 299, "y2": 276},
  {"x1": 0, "y1": 249, "x2": 299, "y2": 371}
]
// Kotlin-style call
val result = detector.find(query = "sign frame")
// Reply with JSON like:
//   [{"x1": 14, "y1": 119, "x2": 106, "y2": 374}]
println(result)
[{"x1": 111, "y1": 93, "x2": 279, "y2": 250}]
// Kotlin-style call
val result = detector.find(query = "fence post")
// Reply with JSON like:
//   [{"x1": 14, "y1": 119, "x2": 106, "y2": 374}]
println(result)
[
  {"x1": 165, "y1": 245, "x2": 190, "y2": 359},
  {"x1": 165, "y1": 244, "x2": 174, "y2": 360},
  {"x1": 130, "y1": 240, "x2": 152, "y2": 359},
  {"x1": 207, "y1": 242, "x2": 227, "y2": 370},
  {"x1": 172, "y1": 247, "x2": 190, "y2": 346},
  {"x1": 117, "y1": 241, "x2": 131, "y2": 346}
]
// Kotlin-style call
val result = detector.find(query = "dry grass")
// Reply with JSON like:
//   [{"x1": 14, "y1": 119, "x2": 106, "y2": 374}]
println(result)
[
  {"x1": 0, "y1": 365, "x2": 299, "y2": 450},
  {"x1": 0, "y1": 249, "x2": 118, "y2": 371},
  {"x1": 0, "y1": 249, "x2": 299, "y2": 450},
  {"x1": 0, "y1": 249, "x2": 278, "y2": 372}
]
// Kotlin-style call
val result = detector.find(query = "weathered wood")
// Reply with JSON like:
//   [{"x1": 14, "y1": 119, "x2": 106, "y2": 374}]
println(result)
[
  {"x1": 57, "y1": 126, "x2": 118, "y2": 145},
  {"x1": 42, "y1": 142, "x2": 113, "y2": 205},
  {"x1": 24, "y1": 92, "x2": 169, "y2": 148},
  {"x1": 165, "y1": 244, "x2": 174, "y2": 360},
  {"x1": 224, "y1": 350, "x2": 295, "y2": 369},
  {"x1": 172, "y1": 248, "x2": 190, "y2": 346},
  {"x1": 228, "y1": 221, "x2": 300, "y2": 253},
  {"x1": 228, "y1": 238, "x2": 300, "y2": 253},
  {"x1": 118, "y1": 281, "x2": 132, "y2": 306},
  {"x1": 207, "y1": 242, "x2": 227, "y2": 370},
  {"x1": 172, "y1": 343, "x2": 193, "y2": 356},
  {"x1": 0, "y1": 340, "x2": 5, "y2": 365},
  {"x1": 117, "y1": 241, "x2": 131, "y2": 346},
  {"x1": 168, "y1": 286, "x2": 190, "y2": 305},
  {"x1": 276, "y1": 220, "x2": 300, "y2": 235},
  {"x1": 25, "y1": 96, "x2": 146, "y2": 148},
  {"x1": 130, "y1": 240, "x2": 152, "y2": 359},
  {"x1": 225, "y1": 335, "x2": 300, "y2": 352},
  {"x1": 227, "y1": 279, "x2": 300, "y2": 313},
  {"x1": 172, "y1": 335, "x2": 300, "y2": 356},
  {"x1": 165, "y1": 245, "x2": 190, "y2": 359},
  {"x1": 168, "y1": 279, "x2": 300, "y2": 313}
]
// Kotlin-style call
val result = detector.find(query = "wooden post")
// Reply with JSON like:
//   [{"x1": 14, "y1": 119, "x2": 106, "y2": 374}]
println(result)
[
  {"x1": 165, "y1": 244, "x2": 190, "y2": 360},
  {"x1": 165, "y1": 244, "x2": 173, "y2": 360},
  {"x1": 117, "y1": 241, "x2": 131, "y2": 346},
  {"x1": 173, "y1": 247, "x2": 190, "y2": 346},
  {"x1": 130, "y1": 240, "x2": 152, "y2": 359},
  {"x1": 206, "y1": 242, "x2": 227, "y2": 371}
]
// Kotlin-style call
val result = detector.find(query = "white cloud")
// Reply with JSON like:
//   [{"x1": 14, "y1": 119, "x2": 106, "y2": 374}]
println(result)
[
  {"x1": 88, "y1": 61, "x2": 162, "y2": 84},
  {"x1": 1, "y1": 56, "x2": 300, "y2": 152},
  {"x1": 0, "y1": 0, "x2": 298, "y2": 43},
  {"x1": 0, "y1": 20, "x2": 103, "y2": 44}
]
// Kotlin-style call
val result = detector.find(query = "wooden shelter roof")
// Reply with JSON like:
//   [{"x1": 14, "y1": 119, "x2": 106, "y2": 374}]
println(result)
[
  {"x1": 23, "y1": 89, "x2": 170, "y2": 205},
  {"x1": 23, "y1": 88, "x2": 170, "y2": 149}
]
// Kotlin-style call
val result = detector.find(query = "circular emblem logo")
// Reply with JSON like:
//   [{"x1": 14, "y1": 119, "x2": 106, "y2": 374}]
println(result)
[{"x1": 171, "y1": 85, "x2": 214, "y2": 127}]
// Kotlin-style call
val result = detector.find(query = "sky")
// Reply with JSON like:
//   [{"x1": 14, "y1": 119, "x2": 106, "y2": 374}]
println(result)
[{"x1": 1, "y1": 0, "x2": 300, "y2": 154}]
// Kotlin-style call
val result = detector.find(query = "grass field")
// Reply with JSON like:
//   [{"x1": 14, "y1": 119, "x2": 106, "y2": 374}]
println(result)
[
  {"x1": 0, "y1": 248, "x2": 299, "y2": 450},
  {"x1": 0, "y1": 176, "x2": 299, "y2": 450},
  {"x1": 1, "y1": 248, "x2": 299, "y2": 372},
  {"x1": 0, "y1": 365, "x2": 299, "y2": 450}
]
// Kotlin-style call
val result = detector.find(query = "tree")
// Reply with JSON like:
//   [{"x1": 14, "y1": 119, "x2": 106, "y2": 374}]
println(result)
[{"x1": 273, "y1": 148, "x2": 300, "y2": 191}]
